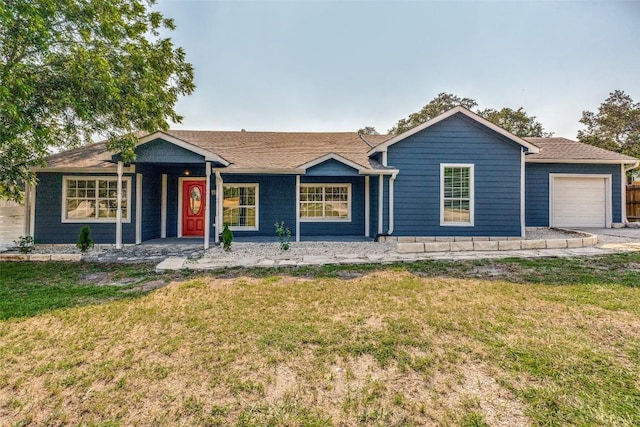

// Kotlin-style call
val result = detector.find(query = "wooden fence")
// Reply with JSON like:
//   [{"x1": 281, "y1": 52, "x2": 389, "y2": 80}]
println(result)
[
  {"x1": 0, "y1": 200, "x2": 24, "y2": 243},
  {"x1": 627, "y1": 185, "x2": 640, "y2": 222}
]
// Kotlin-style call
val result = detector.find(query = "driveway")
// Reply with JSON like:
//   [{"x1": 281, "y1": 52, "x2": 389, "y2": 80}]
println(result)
[{"x1": 573, "y1": 227, "x2": 640, "y2": 243}]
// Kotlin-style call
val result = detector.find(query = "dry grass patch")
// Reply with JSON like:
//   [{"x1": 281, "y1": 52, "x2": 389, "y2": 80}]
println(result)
[{"x1": 1, "y1": 270, "x2": 639, "y2": 426}]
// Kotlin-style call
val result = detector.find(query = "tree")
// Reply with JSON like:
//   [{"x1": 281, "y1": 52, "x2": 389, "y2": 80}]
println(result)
[
  {"x1": 0, "y1": 0, "x2": 195, "y2": 201},
  {"x1": 577, "y1": 90, "x2": 640, "y2": 157},
  {"x1": 389, "y1": 92, "x2": 478, "y2": 134},
  {"x1": 477, "y1": 107, "x2": 553, "y2": 138},
  {"x1": 357, "y1": 126, "x2": 380, "y2": 135}
]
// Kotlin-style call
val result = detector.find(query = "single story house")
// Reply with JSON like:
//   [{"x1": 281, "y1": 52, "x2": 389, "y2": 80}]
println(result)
[{"x1": 23, "y1": 107, "x2": 639, "y2": 248}]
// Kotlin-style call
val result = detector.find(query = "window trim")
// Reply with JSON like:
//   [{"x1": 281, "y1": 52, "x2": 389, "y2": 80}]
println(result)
[
  {"x1": 299, "y1": 183, "x2": 352, "y2": 222},
  {"x1": 61, "y1": 175, "x2": 132, "y2": 223},
  {"x1": 222, "y1": 183, "x2": 259, "y2": 231},
  {"x1": 440, "y1": 164, "x2": 474, "y2": 227}
]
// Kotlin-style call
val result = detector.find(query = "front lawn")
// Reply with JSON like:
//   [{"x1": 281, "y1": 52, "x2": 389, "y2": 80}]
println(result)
[{"x1": 1, "y1": 255, "x2": 639, "y2": 426}]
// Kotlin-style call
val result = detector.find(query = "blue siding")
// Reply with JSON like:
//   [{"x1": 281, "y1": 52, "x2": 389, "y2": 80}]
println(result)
[
  {"x1": 117, "y1": 139, "x2": 205, "y2": 164},
  {"x1": 306, "y1": 159, "x2": 360, "y2": 176},
  {"x1": 387, "y1": 113, "x2": 523, "y2": 236},
  {"x1": 137, "y1": 165, "x2": 162, "y2": 241},
  {"x1": 34, "y1": 172, "x2": 136, "y2": 244},
  {"x1": 300, "y1": 176, "x2": 365, "y2": 236},
  {"x1": 525, "y1": 163, "x2": 623, "y2": 226},
  {"x1": 221, "y1": 175, "x2": 297, "y2": 238}
]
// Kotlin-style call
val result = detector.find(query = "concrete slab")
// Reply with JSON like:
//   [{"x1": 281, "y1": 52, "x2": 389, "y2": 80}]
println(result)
[{"x1": 155, "y1": 257, "x2": 186, "y2": 272}]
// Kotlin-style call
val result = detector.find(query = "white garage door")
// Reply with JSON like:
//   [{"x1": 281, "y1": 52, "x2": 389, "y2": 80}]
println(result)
[{"x1": 551, "y1": 177, "x2": 608, "y2": 228}]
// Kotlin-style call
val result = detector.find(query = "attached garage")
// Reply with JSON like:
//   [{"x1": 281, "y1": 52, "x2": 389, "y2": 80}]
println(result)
[{"x1": 549, "y1": 174, "x2": 611, "y2": 228}]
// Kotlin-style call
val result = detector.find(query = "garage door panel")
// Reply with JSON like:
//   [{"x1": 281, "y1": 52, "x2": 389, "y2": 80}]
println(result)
[{"x1": 552, "y1": 177, "x2": 607, "y2": 228}]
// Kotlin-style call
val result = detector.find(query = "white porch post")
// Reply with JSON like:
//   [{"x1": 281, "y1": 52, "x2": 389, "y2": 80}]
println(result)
[
  {"x1": 161, "y1": 174, "x2": 167, "y2": 238},
  {"x1": 204, "y1": 162, "x2": 211, "y2": 249},
  {"x1": 364, "y1": 176, "x2": 370, "y2": 237},
  {"x1": 23, "y1": 183, "x2": 31, "y2": 236},
  {"x1": 388, "y1": 173, "x2": 396, "y2": 235},
  {"x1": 295, "y1": 175, "x2": 301, "y2": 242},
  {"x1": 521, "y1": 148, "x2": 526, "y2": 237},
  {"x1": 135, "y1": 173, "x2": 142, "y2": 244},
  {"x1": 116, "y1": 161, "x2": 123, "y2": 249},
  {"x1": 215, "y1": 171, "x2": 223, "y2": 243},
  {"x1": 378, "y1": 174, "x2": 384, "y2": 235}
]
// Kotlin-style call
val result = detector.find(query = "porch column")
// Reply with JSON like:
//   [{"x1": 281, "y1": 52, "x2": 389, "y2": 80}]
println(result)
[
  {"x1": 295, "y1": 175, "x2": 301, "y2": 242},
  {"x1": 204, "y1": 162, "x2": 211, "y2": 249},
  {"x1": 215, "y1": 171, "x2": 223, "y2": 243},
  {"x1": 378, "y1": 174, "x2": 383, "y2": 235},
  {"x1": 364, "y1": 176, "x2": 370, "y2": 237},
  {"x1": 135, "y1": 173, "x2": 142, "y2": 244},
  {"x1": 388, "y1": 173, "x2": 396, "y2": 235},
  {"x1": 161, "y1": 174, "x2": 167, "y2": 238},
  {"x1": 29, "y1": 181, "x2": 36, "y2": 238},
  {"x1": 116, "y1": 161, "x2": 123, "y2": 249},
  {"x1": 23, "y1": 183, "x2": 31, "y2": 237}
]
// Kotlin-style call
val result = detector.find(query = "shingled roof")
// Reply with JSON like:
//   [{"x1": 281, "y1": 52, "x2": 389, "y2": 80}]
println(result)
[
  {"x1": 524, "y1": 137, "x2": 638, "y2": 163},
  {"x1": 42, "y1": 131, "x2": 638, "y2": 171},
  {"x1": 163, "y1": 130, "x2": 393, "y2": 170}
]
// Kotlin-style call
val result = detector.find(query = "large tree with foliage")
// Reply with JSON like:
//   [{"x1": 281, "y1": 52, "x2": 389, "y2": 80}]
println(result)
[
  {"x1": 0, "y1": 0, "x2": 195, "y2": 201},
  {"x1": 577, "y1": 90, "x2": 640, "y2": 157},
  {"x1": 383, "y1": 92, "x2": 552, "y2": 138},
  {"x1": 477, "y1": 107, "x2": 553, "y2": 138}
]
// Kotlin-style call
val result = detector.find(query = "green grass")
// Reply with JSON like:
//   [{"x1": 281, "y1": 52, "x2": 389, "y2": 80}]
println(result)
[
  {"x1": 1, "y1": 254, "x2": 640, "y2": 425},
  {"x1": 0, "y1": 262, "x2": 173, "y2": 320}
]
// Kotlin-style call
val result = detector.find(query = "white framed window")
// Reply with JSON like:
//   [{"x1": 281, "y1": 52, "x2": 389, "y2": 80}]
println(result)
[
  {"x1": 62, "y1": 176, "x2": 131, "y2": 223},
  {"x1": 223, "y1": 184, "x2": 259, "y2": 230},
  {"x1": 300, "y1": 184, "x2": 351, "y2": 222},
  {"x1": 440, "y1": 164, "x2": 474, "y2": 226}
]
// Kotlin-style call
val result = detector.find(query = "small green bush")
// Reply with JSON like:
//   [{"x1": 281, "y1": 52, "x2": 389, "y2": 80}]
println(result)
[
  {"x1": 222, "y1": 225, "x2": 233, "y2": 251},
  {"x1": 76, "y1": 226, "x2": 94, "y2": 252},
  {"x1": 274, "y1": 221, "x2": 291, "y2": 251},
  {"x1": 14, "y1": 235, "x2": 34, "y2": 254}
]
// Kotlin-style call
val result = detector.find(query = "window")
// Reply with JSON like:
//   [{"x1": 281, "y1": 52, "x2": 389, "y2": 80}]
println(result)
[
  {"x1": 62, "y1": 176, "x2": 131, "y2": 223},
  {"x1": 441, "y1": 164, "x2": 474, "y2": 226},
  {"x1": 223, "y1": 184, "x2": 258, "y2": 230},
  {"x1": 300, "y1": 184, "x2": 351, "y2": 221}
]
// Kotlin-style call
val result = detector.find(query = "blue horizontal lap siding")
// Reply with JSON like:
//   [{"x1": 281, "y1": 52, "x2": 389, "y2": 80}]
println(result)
[
  {"x1": 221, "y1": 175, "x2": 296, "y2": 237},
  {"x1": 305, "y1": 159, "x2": 361, "y2": 176},
  {"x1": 525, "y1": 163, "x2": 623, "y2": 226},
  {"x1": 300, "y1": 176, "x2": 365, "y2": 236},
  {"x1": 387, "y1": 113, "x2": 523, "y2": 236},
  {"x1": 34, "y1": 172, "x2": 136, "y2": 244},
  {"x1": 136, "y1": 165, "x2": 162, "y2": 241},
  {"x1": 124, "y1": 139, "x2": 205, "y2": 164}
]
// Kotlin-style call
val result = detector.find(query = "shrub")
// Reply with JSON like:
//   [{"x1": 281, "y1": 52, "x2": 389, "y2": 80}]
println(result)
[
  {"x1": 76, "y1": 226, "x2": 94, "y2": 252},
  {"x1": 14, "y1": 235, "x2": 34, "y2": 254},
  {"x1": 274, "y1": 221, "x2": 291, "y2": 251},
  {"x1": 222, "y1": 224, "x2": 233, "y2": 251}
]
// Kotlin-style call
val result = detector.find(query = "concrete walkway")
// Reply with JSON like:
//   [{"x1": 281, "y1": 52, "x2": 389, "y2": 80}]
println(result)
[{"x1": 156, "y1": 229, "x2": 640, "y2": 272}]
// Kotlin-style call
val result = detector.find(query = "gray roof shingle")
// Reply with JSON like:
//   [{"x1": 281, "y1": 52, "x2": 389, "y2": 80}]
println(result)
[{"x1": 524, "y1": 137, "x2": 638, "y2": 162}]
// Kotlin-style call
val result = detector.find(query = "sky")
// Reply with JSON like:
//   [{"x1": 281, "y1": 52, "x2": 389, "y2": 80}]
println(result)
[{"x1": 155, "y1": 0, "x2": 640, "y2": 138}]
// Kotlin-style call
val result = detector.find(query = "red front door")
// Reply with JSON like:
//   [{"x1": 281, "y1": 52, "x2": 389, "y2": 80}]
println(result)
[{"x1": 182, "y1": 180, "x2": 206, "y2": 236}]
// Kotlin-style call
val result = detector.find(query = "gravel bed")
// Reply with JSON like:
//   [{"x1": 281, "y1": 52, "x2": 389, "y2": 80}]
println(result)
[{"x1": 0, "y1": 228, "x2": 598, "y2": 260}]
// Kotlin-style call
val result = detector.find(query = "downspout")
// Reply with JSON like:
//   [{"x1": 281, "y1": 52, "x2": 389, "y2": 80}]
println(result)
[{"x1": 386, "y1": 172, "x2": 397, "y2": 235}]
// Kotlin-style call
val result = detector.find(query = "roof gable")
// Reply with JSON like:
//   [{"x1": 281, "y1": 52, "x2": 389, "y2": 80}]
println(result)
[
  {"x1": 368, "y1": 106, "x2": 540, "y2": 155},
  {"x1": 135, "y1": 132, "x2": 229, "y2": 165}
]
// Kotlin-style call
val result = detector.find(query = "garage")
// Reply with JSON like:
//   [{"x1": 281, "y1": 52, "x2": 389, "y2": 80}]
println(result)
[{"x1": 550, "y1": 175, "x2": 611, "y2": 228}]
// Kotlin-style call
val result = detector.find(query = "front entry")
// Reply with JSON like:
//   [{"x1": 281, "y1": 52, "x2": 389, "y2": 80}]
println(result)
[{"x1": 181, "y1": 179, "x2": 206, "y2": 236}]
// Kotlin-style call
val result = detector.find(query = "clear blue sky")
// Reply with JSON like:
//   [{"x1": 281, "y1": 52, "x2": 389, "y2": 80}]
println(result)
[{"x1": 156, "y1": 0, "x2": 640, "y2": 138}]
